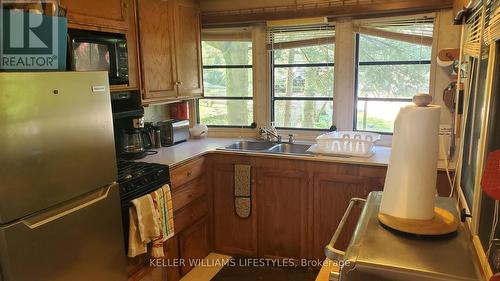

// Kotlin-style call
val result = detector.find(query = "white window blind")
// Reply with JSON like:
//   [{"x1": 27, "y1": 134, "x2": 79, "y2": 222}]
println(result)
[
  {"x1": 353, "y1": 15, "x2": 435, "y2": 46},
  {"x1": 353, "y1": 15, "x2": 434, "y2": 133},
  {"x1": 266, "y1": 25, "x2": 335, "y2": 50},
  {"x1": 267, "y1": 25, "x2": 335, "y2": 130},
  {"x1": 484, "y1": 0, "x2": 500, "y2": 45},
  {"x1": 464, "y1": 5, "x2": 485, "y2": 58}
]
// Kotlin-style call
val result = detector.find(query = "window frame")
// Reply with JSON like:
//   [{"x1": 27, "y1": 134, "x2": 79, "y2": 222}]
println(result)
[
  {"x1": 353, "y1": 33, "x2": 432, "y2": 135},
  {"x1": 269, "y1": 47, "x2": 335, "y2": 131},
  {"x1": 197, "y1": 42, "x2": 255, "y2": 128}
]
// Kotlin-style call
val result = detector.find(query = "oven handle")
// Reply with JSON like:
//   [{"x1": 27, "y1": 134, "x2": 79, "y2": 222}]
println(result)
[{"x1": 324, "y1": 197, "x2": 366, "y2": 262}]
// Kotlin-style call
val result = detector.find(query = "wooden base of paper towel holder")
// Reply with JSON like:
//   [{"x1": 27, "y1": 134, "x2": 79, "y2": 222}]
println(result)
[{"x1": 378, "y1": 208, "x2": 459, "y2": 235}]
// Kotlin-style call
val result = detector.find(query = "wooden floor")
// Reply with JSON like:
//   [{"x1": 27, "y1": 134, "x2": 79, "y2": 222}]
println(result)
[
  {"x1": 180, "y1": 253, "x2": 232, "y2": 281},
  {"x1": 138, "y1": 254, "x2": 337, "y2": 281},
  {"x1": 211, "y1": 257, "x2": 320, "y2": 281},
  {"x1": 138, "y1": 253, "x2": 232, "y2": 281}
]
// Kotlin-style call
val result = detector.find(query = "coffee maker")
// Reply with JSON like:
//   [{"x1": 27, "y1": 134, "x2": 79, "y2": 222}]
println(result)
[{"x1": 111, "y1": 91, "x2": 153, "y2": 160}]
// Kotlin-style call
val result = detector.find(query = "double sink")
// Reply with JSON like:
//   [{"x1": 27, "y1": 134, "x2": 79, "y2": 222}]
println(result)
[{"x1": 220, "y1": 141, "x2": 313, "y2": 156}]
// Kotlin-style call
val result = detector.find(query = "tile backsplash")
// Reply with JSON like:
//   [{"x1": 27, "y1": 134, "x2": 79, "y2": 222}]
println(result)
[{"x1": 144, "y1": 104, "x2": 170, "y2": 122}]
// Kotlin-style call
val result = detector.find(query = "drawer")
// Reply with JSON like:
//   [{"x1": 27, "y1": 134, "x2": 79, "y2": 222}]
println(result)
[
  {"x1": 172, "y1": 178, "x2": 207, "y2": 212},
  {"x1": 174, "y1": 196, "x2": 208, "y2": 233},
  {"x1": 171, "y1": 157, "x2": 205, "y2": 189}
]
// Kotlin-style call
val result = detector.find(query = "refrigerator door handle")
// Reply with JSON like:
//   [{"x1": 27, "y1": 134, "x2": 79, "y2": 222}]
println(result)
[{"x1": 20, "y1": 184, "x2": 114, "y2": 229}]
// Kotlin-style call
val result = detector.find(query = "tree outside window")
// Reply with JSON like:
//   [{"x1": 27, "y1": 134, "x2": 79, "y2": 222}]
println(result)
[
  {"x1": 270, "y1": 27, "x2": 335, "y2": 130},
  {"x1": 355, "y1": 21, "x2": 434, "y2": 133},
  {"x1": 198, "y1": 41, "x2": 253, "y2": 127}
]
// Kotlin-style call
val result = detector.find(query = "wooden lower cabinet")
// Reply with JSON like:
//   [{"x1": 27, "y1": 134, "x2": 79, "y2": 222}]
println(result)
[
  {"x1": 209, "y1": 154, "x2": 451, "y2": 262},
  {"x1": 179, "y1": 217, "x2": 210, "y2": 275},
  {"x1": 212, "y1": 156, "x2": 257, "y2": 256},
  {"x1": 312, "y1": 173, "x2": 378, "y2": 259},
  {"x1": 256, "y1": 168, "x2": 310, "y2": 260},
  {"x1": 163, "y1": 235, "x2": 181, "y2": 281}
]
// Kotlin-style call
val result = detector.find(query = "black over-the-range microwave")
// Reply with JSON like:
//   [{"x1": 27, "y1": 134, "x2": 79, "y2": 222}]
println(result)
[{"x1": 67, "y1": 29, "x2": 129, "y2": 86}]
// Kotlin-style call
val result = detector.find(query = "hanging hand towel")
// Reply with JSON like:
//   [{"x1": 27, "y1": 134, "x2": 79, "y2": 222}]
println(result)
[
  {"x1": 128, "y1": 194, "x2": 160, "y2": 258},
  {"x1": 150, "y1": 184, "x2": 175, "y2": 257}
]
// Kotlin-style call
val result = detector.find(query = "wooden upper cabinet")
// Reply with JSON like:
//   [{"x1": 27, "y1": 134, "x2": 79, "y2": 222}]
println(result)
[
  {"x1": 60, "y1": 0, "x2": 129, "y2": 30},
  {"x1": 59, "y1": 0, "x2": 140, "y2": 91},
  {"x1": 137, "y1": 0, "x2": 178, "y2": 100},
  {"x1": 173, "y1": 0, "x2": 203, "y2": 98}
]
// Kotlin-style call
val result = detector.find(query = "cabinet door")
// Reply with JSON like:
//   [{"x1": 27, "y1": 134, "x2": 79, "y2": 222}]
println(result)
[
  {"x1": 173, "y1": 0, "x2": 203, "y2": 98},
  {"x1": 163, "y1": 235, "x2": 181, "y2": 281},
  {"x1": 256, "y1": 169, "x2": 310, "y2": 260},
  {"x1": 312, "y1": 173, "x2": 375, "y2": 259},
  {"x1": 137, "y1": 0, "x2": 178, "y2": 101},
  {"x1": 61, "y1": 0, "x2": 129, "y2": 29},
  {"x1": 213, "y1": 161, "x2": 257, "y2": 256},
  {"x1": 179, "y1": 217, "x2": 209, "y2": 276}
]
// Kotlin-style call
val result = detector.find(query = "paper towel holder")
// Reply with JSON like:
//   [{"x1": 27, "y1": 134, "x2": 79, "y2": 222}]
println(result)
[
  {"x1": 378, "y1": 208, "x2": 459, "y2": 235},
  {"x1": 377, "y1": 95, "x2": 458, "y2": 235}
]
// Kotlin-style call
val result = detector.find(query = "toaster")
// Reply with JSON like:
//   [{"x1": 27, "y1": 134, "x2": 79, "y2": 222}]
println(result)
[{"x1": 156, "y1": 119, "x2": 190, "y2": 146}]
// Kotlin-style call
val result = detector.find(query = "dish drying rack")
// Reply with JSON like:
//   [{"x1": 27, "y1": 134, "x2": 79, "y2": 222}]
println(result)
[{"x1": 307, "y1": 131, "x2": 381, "y2": 157}]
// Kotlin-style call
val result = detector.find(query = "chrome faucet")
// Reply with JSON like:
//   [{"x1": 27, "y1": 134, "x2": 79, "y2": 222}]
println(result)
[{"x1": 259, "y1": 127, "x2": 282, "y2": 142}]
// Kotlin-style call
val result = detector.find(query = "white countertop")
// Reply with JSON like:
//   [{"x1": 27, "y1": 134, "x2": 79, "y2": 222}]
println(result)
[{"x1": 140, "y1": 137, "x2": 456, "y2": 171}]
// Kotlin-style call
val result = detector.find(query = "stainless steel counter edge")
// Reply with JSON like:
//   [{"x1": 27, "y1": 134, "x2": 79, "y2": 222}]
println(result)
[{"x1": 139, "y1": 137, "x2": 456, "y2": 171}]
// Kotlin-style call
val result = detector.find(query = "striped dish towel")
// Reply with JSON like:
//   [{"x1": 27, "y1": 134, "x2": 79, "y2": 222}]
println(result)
[{"x1": 151, "y1": 184, "x2": 175, "y2": 258}]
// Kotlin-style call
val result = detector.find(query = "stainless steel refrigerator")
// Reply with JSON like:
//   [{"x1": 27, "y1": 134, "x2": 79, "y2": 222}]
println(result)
[{"x1": 0, "y1": 72, "x2": 127, "y2": 281}]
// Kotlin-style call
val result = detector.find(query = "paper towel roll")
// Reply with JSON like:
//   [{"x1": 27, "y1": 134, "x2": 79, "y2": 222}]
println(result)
[{"x1": 379, "y1": 105, "x2": 441, "y2": 220}]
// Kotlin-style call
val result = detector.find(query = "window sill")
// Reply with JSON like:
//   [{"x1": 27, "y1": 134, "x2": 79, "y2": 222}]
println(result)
[{"x1": 203, "y1": 127, "x2": 394, "y2": 146}]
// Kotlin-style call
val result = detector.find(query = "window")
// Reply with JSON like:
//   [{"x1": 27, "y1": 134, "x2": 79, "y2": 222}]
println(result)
[
  {"x1": 269, "y1": 26, "x2": 335, "y2": 130},
  {"x1": 354, "y1": 18, "x2": 434, "y2": 133},
  {"x1": 198, "y1": 38, "x2": 253, "y2": 127}
]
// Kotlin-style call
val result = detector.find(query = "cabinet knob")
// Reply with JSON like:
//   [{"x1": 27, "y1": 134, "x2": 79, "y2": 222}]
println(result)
[{"x1": 187, "y1": 171, "x2": 192, "y2": 176}]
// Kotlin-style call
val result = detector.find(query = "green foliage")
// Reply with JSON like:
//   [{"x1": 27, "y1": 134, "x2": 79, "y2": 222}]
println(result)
[
  {"x1": 199, "y1": 26, "x2": 432, "y2": 132},
  {"x1": 273, "y1": 44, "x2": 335, "y2": 129},
  {"x1": 201, "y1": 41, "x2": 253, "y2": 126},
  {"x1": 356, "y1": 34, "x2": 431, "y2": 132}
]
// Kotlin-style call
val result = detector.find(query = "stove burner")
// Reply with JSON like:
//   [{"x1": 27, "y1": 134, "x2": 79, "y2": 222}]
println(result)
[{"x1": 116, "y1": 160, "x2": 170, "y2": 203}]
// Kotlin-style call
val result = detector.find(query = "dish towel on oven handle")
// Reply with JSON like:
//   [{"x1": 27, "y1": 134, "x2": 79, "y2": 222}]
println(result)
[
  {"x1": 151, "y1": 184, "x2": 175, "y2": 258},
  {"x1": 128, "y1": 194, "x2": 160, "y2": 257}
]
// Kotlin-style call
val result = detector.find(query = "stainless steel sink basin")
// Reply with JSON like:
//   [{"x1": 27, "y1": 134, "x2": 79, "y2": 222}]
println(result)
[
  {"x1": 267, "y1": 143, "x2": 312, "y2": 155},
  {"x1": 221, "y1": 141, "x2": 312, "y2": 156},
  {"x1": 224, "y1": 141, "x2": 278, "y2": 151}
]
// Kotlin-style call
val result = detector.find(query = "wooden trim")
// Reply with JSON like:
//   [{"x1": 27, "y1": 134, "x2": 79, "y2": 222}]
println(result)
[
  {"x1": 353, "y1": 26, "x2": 433, "y2": 46},
  {"x1": 266, "y1": 37, "x2": 335, "y2": 50},
  {"x1": 201, "y1": 0, "x2": 453, "y2": 25},
  {"x1": 202, "y1": 33, "x2": 252, "y2": 41}
]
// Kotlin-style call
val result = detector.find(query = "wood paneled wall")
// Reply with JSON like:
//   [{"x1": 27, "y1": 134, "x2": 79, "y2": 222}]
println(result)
[{"x1": 201, "y1": 0, "x2": 454, "y2": 25}]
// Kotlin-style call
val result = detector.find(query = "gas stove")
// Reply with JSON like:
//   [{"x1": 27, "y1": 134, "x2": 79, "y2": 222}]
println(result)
[
  {"x1": 116, "y1": 160, "x2": 170, "y2": 248},
  {"x1": 116, "y1": 160, "x2": 170, "y2": 206}
]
